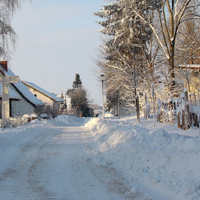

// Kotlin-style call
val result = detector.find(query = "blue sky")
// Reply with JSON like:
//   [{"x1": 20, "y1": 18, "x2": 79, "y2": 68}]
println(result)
[{"x1": 10, "y1": 0, "x2": 107, "y2": 104}]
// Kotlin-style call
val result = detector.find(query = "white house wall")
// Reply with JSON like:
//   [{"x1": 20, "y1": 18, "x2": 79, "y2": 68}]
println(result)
[
  {"x1": 28, "y1": 87, "x2": 54, "y2": 107},
  {"x1": 9, "y1": 85, "x2": 35, "y2": 116},
  {"x1": 11, "y1": 99, "x2": 35, "y2": 116}
]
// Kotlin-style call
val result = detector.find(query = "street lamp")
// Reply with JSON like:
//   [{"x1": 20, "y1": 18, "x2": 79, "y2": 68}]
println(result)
[{"x1": 100, "y1": 74, "x2": 106, "y2": 119}]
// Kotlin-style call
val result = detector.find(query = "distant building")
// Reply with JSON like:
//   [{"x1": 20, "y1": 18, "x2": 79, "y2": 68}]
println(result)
[
  {"x1": 56, "y1": 94, "x2": 71, "y2": 114},
  {"x1": 66, "y1": 97, "x2": 71, "y2": 112},
  {"x1": 22, "y1": 81, "x2": 64, "y2": 114}
]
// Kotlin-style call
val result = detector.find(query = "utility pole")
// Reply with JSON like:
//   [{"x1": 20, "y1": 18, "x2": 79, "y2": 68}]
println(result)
[{"x1": 0, "y1": 74, "x2": 19, "y2": 130}]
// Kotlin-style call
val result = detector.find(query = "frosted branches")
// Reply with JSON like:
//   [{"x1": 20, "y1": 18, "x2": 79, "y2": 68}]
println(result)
[
  {"x1": 94, "y1": 0, "x2": 200, "y2": 105},
  {"x1": 0, "y1": 0, "x2": 31, "y2": 59}
]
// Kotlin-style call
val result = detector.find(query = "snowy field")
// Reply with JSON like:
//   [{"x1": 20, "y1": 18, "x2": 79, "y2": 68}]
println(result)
[{"x1": 0, "y1": 114, "x2": 200, "y2": 200}]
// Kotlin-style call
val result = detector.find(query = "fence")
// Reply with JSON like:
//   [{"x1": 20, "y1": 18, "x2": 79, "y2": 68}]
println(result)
[{"x1": 157, "y1": 90, "x2": 200, "y2": 130}]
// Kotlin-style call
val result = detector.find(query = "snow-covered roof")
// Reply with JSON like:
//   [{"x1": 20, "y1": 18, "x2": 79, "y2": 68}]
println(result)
[
  {"x1": 57, "y1": 94, "x2": 63, "y2": 99},
  {"x1": 0, "y1": 83, "x2": 21, "y2": 100},
  {"x1": 1, "y1": 66, "x2": 44, "y2": 106},
  {"x1": 22, "y1": 81, "x2": 64, "y2": 103}
]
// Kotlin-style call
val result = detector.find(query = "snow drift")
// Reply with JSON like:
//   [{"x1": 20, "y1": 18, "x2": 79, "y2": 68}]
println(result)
[
  {"x1": 84, "y1": 116, "x2": 200, "y2": 200},
  {"x1": 0, "y1": 114, "x2": 200, "y2": 199}
]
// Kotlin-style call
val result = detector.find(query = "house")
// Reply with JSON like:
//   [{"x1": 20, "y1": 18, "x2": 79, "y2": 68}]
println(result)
[
  {"x1": 57, "y1": 94, "x2": 72, "y2": 112},
  {"x1": 66, "y1": 97, "x2": 71, "y2": 112},
  {"x1": 0, "y1": 61, "x2": 44, "y2": 117},
  {"x1": 0, "y1": 82, "x2": 22, "y2": 118},
  {"x1": 22, "y1": 81, "x2": 64, "y2": 114}
]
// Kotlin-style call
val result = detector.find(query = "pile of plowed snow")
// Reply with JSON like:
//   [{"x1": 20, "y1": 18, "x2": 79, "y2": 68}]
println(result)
[
  {"x1": 84, "y1": 116, "x2": 200, "y2": 200},
  {"x1": 51, "y1": 115, "x2": 91, "y2": 126}
]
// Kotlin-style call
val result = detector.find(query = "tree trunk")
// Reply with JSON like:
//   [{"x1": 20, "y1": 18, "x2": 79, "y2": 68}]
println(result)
[
  {"x1": 182, "y1": 90, "x2": 190, "y2": 130},
  {"x1": 169, "y1": 43, "x2": 176, "y2": 94},
  {"x1": 135, "y1": 88, "x2": 140, "y2": 123},
  {"x1": 185, "y1": 90, "x2": 190, "y2": 130},
  {"x1": 144, "y1": 93, "x2": 149, "y2": 120}
]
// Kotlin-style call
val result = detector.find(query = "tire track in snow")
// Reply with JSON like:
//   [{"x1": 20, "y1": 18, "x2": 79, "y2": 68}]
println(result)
[
  {"x1": 0, "y1": 120, "x2": 153, "y2": 200},
  {"x1": 0, "y1": 123, "x2": 56, "y2": 200}
]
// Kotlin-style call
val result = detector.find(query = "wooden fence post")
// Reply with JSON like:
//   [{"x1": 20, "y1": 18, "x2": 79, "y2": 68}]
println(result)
[
  {"x1": 178, "y1": 112, "x2": 181, "y2": 128},
  {"x1": 182, "y1": 110, "x2": 185, "y2": 130},
  {"x1": 185, "y1": 90, "x2": 190, "y2": 130}
]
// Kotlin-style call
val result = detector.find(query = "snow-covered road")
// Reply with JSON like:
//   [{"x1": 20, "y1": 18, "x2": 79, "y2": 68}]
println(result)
[
  {"x1": 0, "y1": 120, "x2": 138, "y2": 200},
  {"x1": 1, "y1": 114, "x2": 199, "y2": 200}
]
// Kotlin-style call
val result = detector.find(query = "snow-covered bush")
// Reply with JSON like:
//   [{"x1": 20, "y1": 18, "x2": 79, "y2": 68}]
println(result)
[
  {"x1": 39, "y1": 113, "x2": 47, "y2": 119},
  {"x1": 157, "y1": 99, "x2": 177, "y2": 124},
  {"x1": 143, "y1": 102, "x2": 150, "y2": 119},
  {"x1": 30, "y1": 113, "x2": 38, "y2": 120},
  {"x1": 168, "y1": 110, "x2": 177, "y2": 124},
  {"x1": 0, "y1": 115, "x2": 34, "y2": 129},
  {"x1": 23, "y1": 114, "x2": 31, "y2": 123},
  {"x1": 158, "y1": 108, "x2": 169, "y2": 123},
  {"x1": 34, "y1": 105, "x2": 58, "y2": 118}
]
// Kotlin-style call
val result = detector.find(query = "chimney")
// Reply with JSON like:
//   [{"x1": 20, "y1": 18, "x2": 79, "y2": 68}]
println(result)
[{"x1": 0, "y1": 61, "x2": 8, "y2": 72}]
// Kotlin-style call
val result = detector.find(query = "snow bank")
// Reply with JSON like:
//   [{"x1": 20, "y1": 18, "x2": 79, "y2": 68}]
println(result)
[
  {"x1": 98, "y1": 112, "x2": 118, "y2": 119},
  {"x1": 84, "y1": 117, "x2": 200, "y2": 200},
  {"x1": 104, "y1": 112, "x2": 114, "y2": 118},
  {"x1": 0, "y1": 119, "x2": 48, "y2": 171},
  {"x1": 1, "y1": 114, "x2": 200, "y2": 200},
  {"x1": 51, "y1": 115, "x2": 91, "y2": 126}
]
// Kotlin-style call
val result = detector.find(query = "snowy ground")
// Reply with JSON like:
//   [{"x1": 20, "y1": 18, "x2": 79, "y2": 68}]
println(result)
[{"x1": 0, "y1": 114, "x2": 200, "y2": 200}]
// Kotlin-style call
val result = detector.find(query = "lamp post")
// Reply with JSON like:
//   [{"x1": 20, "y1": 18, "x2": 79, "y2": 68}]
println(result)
[{"x1": 100, "y1": 74, "x2": 106, "y2": 119}]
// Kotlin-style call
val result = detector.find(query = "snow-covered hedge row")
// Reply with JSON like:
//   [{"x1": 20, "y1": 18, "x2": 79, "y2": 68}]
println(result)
[{"x1": 0, "y1": 113, "x2": 51, "y2": 128}]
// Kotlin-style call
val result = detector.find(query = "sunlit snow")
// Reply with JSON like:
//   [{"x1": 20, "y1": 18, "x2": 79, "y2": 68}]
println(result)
[{"x1": 0, "y1": 114, "x2": 199, "y2": 199}]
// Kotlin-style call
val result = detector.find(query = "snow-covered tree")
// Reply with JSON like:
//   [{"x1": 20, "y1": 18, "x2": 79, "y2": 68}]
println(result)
[
  {"x1": 67, "y1": 74, "x2": 93, "y2": 117},
  {"x1": 176, "y1": 19, "x2": 200, "y2": 65},
  {"x1": 94, "y1": 0, "x2": 161, "y2": 120},
  {"x1": 125, "y1": 0, "x2": 200, "y2": 95},
  {"x1": 70, "y1": 86, "x2": 92, "y2": 117}
]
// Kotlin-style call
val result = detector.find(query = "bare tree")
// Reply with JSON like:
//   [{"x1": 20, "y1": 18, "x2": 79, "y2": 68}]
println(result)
[
  {"x1": 176, "y1": 8, "x2": 200, "y2": 65},
  {"x1": 0, "y1": 0, "x2": 30, "y2": 59},
  {"x1": 125, "y1": 0, "x2": 200, "y2": 95}
]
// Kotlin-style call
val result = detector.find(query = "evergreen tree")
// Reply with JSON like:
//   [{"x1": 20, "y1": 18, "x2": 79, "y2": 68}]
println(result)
[
  {"x1": 70, "y1": 86, "x2": 90, "y2": 117},
  {"x1": 67, "y1": 74, "x2": 93, "y2": 117},
  {"x1": 72, "y1": 74, "x2": 82, "y2": 89}
]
